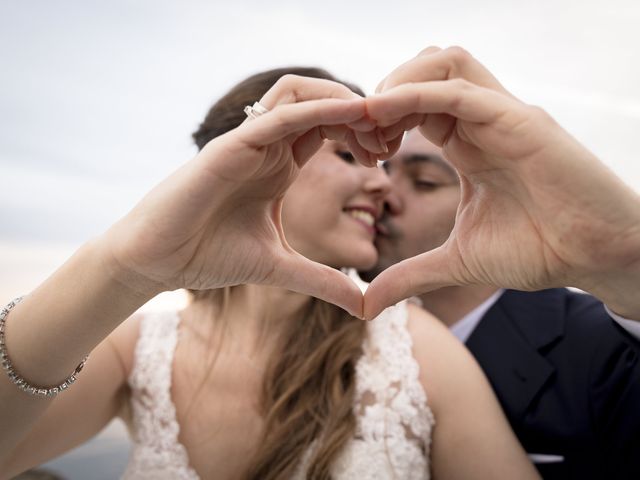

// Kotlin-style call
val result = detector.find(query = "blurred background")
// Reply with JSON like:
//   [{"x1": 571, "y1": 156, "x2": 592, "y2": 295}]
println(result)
[{"x1": 2, "y1": 0, "x2": 640, "y2": 478}]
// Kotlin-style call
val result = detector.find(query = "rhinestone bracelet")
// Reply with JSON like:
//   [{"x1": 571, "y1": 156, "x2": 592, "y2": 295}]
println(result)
[{"x1": 1, "y1": 296, "x2": 89, "y2": 397}]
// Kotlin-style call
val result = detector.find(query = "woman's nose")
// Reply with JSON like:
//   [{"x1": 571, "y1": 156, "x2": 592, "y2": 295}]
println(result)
[{"x1": 363, "y1": 166, "x2": 392, "y2": 198}]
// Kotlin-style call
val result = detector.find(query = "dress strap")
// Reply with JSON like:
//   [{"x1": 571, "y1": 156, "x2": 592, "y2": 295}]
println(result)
[
  {"x1": 126, "y1": 311, "x2": 198, "y2": 479},
  {"x1": 129, "y1": 311, "x2": 181, "y2": 400},
  {"x1": 357, "y1": 301, "x2": 435, "y2": 444}
]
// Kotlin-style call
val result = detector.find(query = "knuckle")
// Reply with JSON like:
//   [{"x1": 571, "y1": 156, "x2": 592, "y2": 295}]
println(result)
[
  {"x1": 444, "y1": 45, "x2": 473, "y2": 65},
  {"x1": 417, "y1": 45, "x2": 442, "y2": 57},
  {"x1": 272, "y1": 74, "x2": 304, "y2": 103},
  {"x1": 446, "y1": 79, "x2": 473, "y2": 110},
  {"x1": 272, "y1": 108, "x2": 295, "y2": 131},
  {"x1": 277, "y1": 74, "x2": 301, "y2": 87},
  {"x1": 527, "y1": 104, "x2": 552, "y2": 122},
  {"x1": 451, "y1": 77, "x2": 472, "y2": 90}
]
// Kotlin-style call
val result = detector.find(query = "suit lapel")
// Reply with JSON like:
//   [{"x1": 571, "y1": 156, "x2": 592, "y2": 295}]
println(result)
[{"x1": 466, "y1": 289, "x2": 566, "y2": 422}]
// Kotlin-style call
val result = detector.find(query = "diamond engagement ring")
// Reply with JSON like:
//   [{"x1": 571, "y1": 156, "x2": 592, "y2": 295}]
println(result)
[{"x1": 244, "y1": 101, "x2": 269, "y2": 120}]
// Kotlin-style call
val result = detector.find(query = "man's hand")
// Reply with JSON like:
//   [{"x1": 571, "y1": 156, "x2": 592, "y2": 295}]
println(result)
[{"x1": 362, "y1": 47, "x2": 640, "y2": 320}]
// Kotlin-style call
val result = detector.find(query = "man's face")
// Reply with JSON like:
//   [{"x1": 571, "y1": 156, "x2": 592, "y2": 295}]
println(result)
[{"x1": 362, "y1": 130, "x2": 461, "y2": 280}]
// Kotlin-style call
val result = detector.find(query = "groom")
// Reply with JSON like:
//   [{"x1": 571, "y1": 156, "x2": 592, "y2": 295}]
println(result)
[
  {"x1": 357, "y1": 47, "x2": 640, "y2": 479},
  {"x1": 361, "y1": 129, "x2": 640, "y2": 479}
]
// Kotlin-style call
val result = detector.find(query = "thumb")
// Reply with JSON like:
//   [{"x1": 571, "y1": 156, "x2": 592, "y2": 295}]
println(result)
[
  {"x1": 271, "y1": 252, "x2": 364, "y2": 318},
  {"x1": 363, "y1": 245, "x2": 458, "y2": 320}
]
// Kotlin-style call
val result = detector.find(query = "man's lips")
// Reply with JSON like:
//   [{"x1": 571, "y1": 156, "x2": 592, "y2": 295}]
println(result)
[
  {"x1": 375, "y1": 220, "x2": 390, "y2": 237},
  {"x1": 374, "y1": 217, "x2": 403, "y2": 242}
]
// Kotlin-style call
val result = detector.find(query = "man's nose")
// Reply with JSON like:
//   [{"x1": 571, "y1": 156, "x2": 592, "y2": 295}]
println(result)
[{"x1": 383, "y1": 188, "x2": 403, "y2": 216}]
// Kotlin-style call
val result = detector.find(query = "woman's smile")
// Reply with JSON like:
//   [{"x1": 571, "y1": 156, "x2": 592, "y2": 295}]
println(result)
[{"x1": 343, "y1": 206, "x2": 378, "y2": 236}]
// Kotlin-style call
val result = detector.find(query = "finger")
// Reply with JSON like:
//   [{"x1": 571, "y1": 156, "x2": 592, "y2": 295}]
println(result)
[
  {"x1": 379, "y1": 46, "x2": 511, "y2": 96},
  {"x1": 416, "y1": 45, "x2": 446, "y2": 56},
  {"x1": 347, "y1": 117, "x2": 378, "y2": 132},
  {"x1": 238, "y1": 97, "x2": 366, "y2": 147},
  {"x1": 379, "y1": 113, "x2": 425, "y2": 141},
  {"x1": 272, "y1": 253, "x2": 364, "y2": 318},
  {"x1": 376, "y1": 45, "x2": 442, "y2": 93},
  {"x1": 260, "y1": 74, "x2": 363, "y2": 109},
  {"x1": 367, "y1": 80, "x2": 516, "y2": 127},
  {"x1": 420, "y1": 113, "x2": 458, "y2": 147},
  {"x1": 354, "y1": 128, "x2": 389, "y2": 155},
  {"x1": 291, "y1": 127, "x2": 325, "y2": 165},
  {"x1": 379, "y1": 133, "x2": 404, "y2": 160},
  {"x1": 320, "y1": 125, "x2": 352, "y2": 142},
  {"x1": 292, "y1": 125, "x2": 351, "y2": 164},
  {"x1": 362, "y1": 245, "x2": 458, "y2": 320},
  {"x1": 346, "y1": 130, "x2": 378, "y2": 167}
]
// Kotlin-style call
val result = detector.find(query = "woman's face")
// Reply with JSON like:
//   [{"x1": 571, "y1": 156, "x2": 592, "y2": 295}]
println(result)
[{"x1": 282, "y1": 140, "x2": 391, "y2": 270}]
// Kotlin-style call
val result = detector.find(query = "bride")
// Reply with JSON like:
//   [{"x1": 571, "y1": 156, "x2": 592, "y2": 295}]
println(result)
[{"x1": 0, "y1": 67, "x2": 539, "y2": 479}]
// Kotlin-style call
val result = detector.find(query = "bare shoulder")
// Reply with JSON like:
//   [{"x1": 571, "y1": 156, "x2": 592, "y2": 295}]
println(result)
[
  {"x1": 405, "y1": 302, "x2": 461, "y2": 357},
  {"x1": 404, "y1": 302, "x2": 485, "y2": 416},
  {"x1": 403, "y1": 305, "x2": 539, "y2": 478}
]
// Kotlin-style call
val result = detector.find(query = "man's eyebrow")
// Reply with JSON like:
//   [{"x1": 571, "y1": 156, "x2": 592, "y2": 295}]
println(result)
[{"x1": 401, "y1": 153, "x2": 458, "y2": 179}]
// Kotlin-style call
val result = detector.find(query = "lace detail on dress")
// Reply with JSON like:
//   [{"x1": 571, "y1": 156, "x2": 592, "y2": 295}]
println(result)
[
  {"x1": 122, "y1": 311, "x2": 199, "y2": 480},
  {"x1": 296, "y1": 301, "x2": 435, "y2": 479},
  {"x1": 122, "y1": 302, "x2": 434, "y2": 479}
]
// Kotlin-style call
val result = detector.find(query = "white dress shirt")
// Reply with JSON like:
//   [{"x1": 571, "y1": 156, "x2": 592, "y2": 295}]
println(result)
[
  {"x1": 604, "y1": 305, "x2": 640, "y2": 339},
  {"x1": 449, "y1": 289, "x2": 505, "y2": 343}
]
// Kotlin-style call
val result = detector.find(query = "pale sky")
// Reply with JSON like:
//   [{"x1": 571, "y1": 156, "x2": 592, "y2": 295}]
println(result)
[{"x1": 2, "y1": 0, "x2": 640, "y2": 299}]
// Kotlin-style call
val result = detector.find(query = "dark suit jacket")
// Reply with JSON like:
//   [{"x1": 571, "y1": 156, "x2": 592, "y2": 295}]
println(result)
[{"x1": 466, "y1": 288, "x2": 640, "y2": 480}]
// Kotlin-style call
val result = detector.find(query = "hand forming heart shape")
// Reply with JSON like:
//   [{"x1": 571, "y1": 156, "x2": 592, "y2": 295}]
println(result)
[
  {"x1": 104, "y1": 46, "x2": 640, "y2": 321},
  {"x1": 360, "y1": 46, "x2": 640, "y2": 320}
]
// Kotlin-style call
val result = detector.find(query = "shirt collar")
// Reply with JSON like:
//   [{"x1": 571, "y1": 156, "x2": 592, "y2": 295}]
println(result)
[{"x1": 450, "y1": 289, "x2": 505, "y2": 343}]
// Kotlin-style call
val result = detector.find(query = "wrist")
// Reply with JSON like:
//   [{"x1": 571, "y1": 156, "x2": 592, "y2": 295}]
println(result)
[
  {"x1": 91, "y1": 235, "x2": 168, "y2": 301},
  {"x1": 578, "y1": 260, "x2": 640, "y2": 321},
  {"x1": 572, "y1": 214, "x2": 640, "y2": 320},
  {"x1": 591, "y1": 290, "x2": 640, "y2": 321},
  {"x1": 0, "y1": 237, "x2": 162, "y2": 389}
]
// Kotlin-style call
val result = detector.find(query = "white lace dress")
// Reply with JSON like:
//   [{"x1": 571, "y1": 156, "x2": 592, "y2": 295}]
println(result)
[{"x1": 121, "y1": 301, "x2": 434, "y2": 479}]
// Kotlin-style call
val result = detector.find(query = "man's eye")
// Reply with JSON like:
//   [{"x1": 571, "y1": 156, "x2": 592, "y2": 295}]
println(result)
[
  {"x1": 414, "y1": 180, "x2": 439, "y2": 191},
  {"x1": 336, "y1": 150, "x2": 355, "y2": 164}
]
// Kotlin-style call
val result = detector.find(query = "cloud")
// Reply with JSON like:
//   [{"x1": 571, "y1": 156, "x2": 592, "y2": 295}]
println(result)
[{"x1": 1, "y1": 0, "x2": 639, "y2": 246}]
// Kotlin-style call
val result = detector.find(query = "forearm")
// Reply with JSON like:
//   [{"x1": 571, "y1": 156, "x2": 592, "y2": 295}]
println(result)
[
  {"x1": 576, "y1": 179, "x2": 640, "y2": 320},
  {"x1": 0, "y1": 237, "x2": 161, "y2": 459}
]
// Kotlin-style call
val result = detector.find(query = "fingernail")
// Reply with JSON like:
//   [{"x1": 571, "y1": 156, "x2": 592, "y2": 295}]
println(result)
[
  {"x1": 376, "y1": 129, "x2": 389, "y2": 153},
  {"x1": 348, "y1": 118, "x2": 376, "y2": 132},
  {"x1": 369, "y1": 152, "x2": 379, "y2": 167}
]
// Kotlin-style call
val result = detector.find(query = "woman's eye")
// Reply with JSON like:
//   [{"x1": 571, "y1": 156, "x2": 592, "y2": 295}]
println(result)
[{"x1": 336, "y1": 150, "x2": 355, "y2": 164}]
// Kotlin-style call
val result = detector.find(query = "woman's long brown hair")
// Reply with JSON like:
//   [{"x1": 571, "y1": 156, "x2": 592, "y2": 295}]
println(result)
[{"x1": 191, "y1": 67, "x2": 367, "y2": 479}]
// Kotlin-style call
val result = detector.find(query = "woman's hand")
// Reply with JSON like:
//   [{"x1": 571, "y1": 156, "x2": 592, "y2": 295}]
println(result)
[{"x1": 101, "y1": 75, "x2": 377, "y2": 316}]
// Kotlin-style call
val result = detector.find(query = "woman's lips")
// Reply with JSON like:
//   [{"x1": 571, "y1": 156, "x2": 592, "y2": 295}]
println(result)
[{"x1": 344, "y1": 207, "x2": 376, "y2": 235}]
